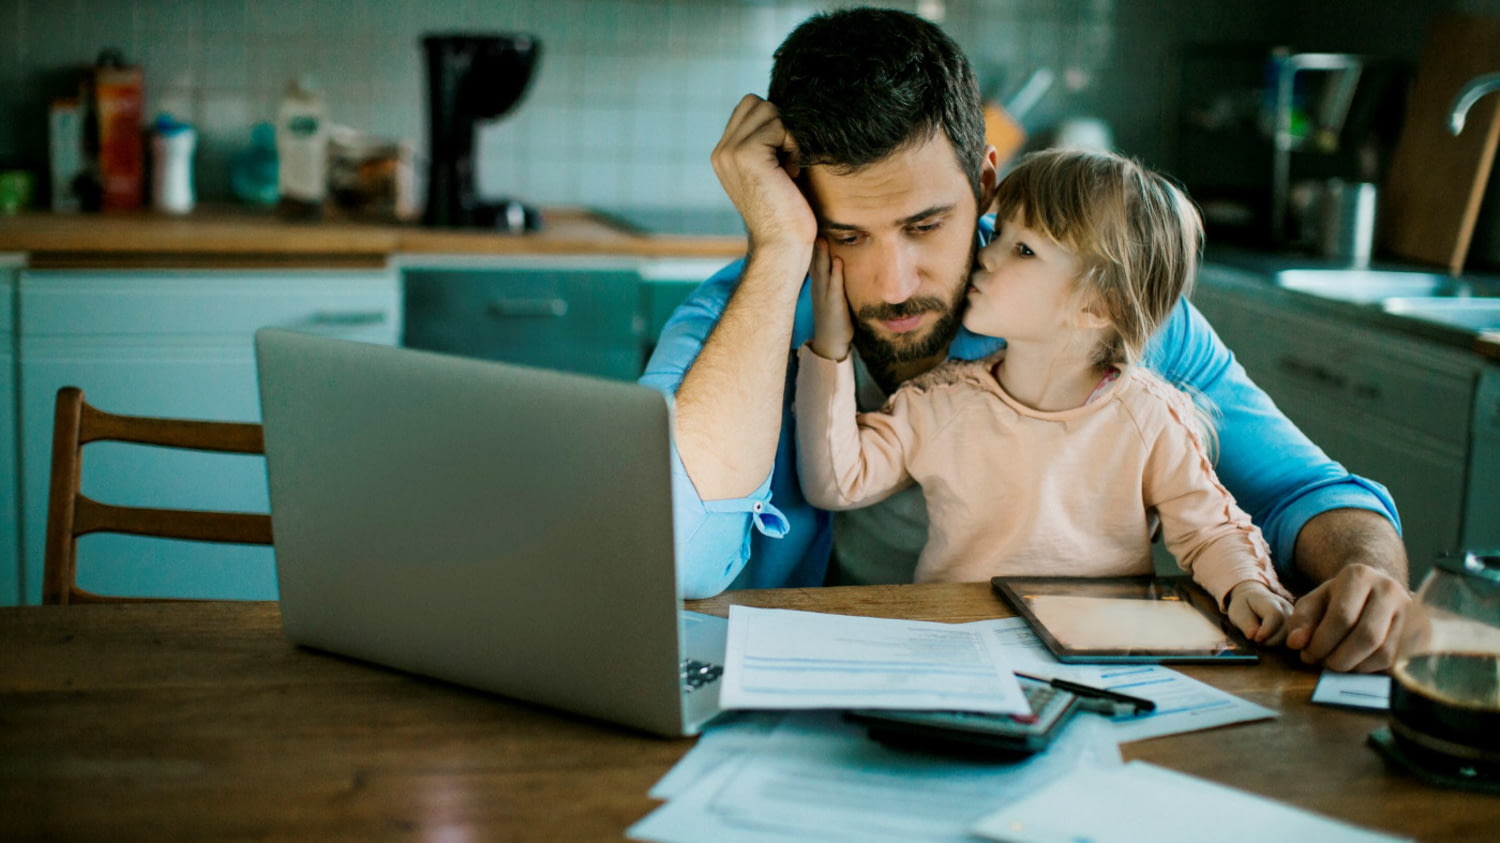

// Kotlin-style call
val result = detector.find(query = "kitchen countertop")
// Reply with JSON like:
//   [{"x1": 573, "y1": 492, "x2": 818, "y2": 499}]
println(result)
[
  {"x1": 1202, "y1": 247, "x2": 1500, "y2": 363},
  {"x1": 3, "y1": 210, "x2": 1496, "y2": 360},
  {"x1": 0, "y1": 205, "x2": 749, "y2": 268}
]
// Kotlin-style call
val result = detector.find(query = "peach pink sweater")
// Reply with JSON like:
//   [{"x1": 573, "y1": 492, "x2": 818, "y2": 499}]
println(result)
[{"x1": 793, "y1": 346, "x2": 1291, "y2": 608}]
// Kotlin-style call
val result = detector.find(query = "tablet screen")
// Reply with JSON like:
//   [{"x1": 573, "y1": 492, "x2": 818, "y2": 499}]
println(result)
[{"x1": 991, "y1": 575, "x2": 1259, "y2": 663}]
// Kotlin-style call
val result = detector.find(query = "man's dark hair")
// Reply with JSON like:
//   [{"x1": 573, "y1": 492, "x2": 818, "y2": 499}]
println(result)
[{"x1": 769, "y1": 7, "x2": 986, "y2": 197}]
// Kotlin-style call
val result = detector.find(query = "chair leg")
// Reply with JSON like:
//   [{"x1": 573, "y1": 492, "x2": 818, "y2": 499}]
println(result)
[{"x1": 43, "y1": 387, "x2": 86, "y2": 605}]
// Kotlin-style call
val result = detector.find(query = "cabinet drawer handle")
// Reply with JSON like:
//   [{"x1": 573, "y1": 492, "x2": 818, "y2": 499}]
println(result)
[
  {"x1": 486, "y1": 298, "x2": 569, "y2": 318},
  {"x1": 1275, "y1": 355, "x2": 1347, "y2": 390},
  {"x1": 310, "y1": 310, "x2": 389, "y2": 326}
]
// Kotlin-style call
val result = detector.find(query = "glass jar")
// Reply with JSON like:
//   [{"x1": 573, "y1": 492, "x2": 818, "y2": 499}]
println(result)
[{"x1": 1379, "y1": 551, "x2": 1500, "y2": 788}]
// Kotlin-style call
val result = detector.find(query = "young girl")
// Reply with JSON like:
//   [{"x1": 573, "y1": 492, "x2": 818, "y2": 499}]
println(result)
[{"x1": 794, "y1": 148, "x2": 1294, "y2": 644}]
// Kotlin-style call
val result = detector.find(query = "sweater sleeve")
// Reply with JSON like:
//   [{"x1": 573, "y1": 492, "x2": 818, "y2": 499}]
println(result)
[
  {"x1": 793, "y1": 344, "x2": 918, "y2": 510},
  {"x1": 1137, "y1": 379, "x2": 1295, "y2": 609},
  {"x1": 1143, "y1": 297, "x2": 1400, "y2": 580}
]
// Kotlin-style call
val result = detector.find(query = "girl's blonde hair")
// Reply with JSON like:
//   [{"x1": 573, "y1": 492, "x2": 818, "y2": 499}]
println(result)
[{"x1": 992, "y1": 148, "x2": 1203, "y2": 367}]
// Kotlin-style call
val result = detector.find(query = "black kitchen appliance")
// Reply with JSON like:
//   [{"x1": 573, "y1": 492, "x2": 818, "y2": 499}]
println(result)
[{"x1": 421, "y1": 32, "x2": 541, "y2": 232}]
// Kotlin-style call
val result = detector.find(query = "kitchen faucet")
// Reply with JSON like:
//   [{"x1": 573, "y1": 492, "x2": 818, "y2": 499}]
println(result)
[{"x1": 1450, "y1": 72, "x2": 1500, "y2": 135}]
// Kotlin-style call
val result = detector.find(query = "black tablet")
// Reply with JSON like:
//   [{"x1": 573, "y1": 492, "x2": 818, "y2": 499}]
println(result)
[{"x1": 991, "y1": 575, "x2": 1260, "y2": 664}]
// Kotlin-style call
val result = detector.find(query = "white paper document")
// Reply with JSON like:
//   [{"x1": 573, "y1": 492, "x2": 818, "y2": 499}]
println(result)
[
  {"x1": 719, "y1": 606, "x2": 1028, "y2": 714},
  {"x1": 970, "y1": 760, "x2": 1410, "y2": 843},
  {"x1": 630, "y1": 709, "x2": 1123, "y2": 843},
  {"x1": 1312, "y1": 671, "x2": 1391, "y2": 711},
  {"x1": 1093, "y1": 664, "x2": 1278, "y2": 743}
]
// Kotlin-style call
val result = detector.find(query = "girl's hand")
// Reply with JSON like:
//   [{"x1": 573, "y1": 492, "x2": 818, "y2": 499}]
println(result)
[
  {"x1": 809, "y1": 238, "x2": 854, "y2": 361},
  {"x1": 1227, "y1": 581, "x2": 1295, "y2": 646}
]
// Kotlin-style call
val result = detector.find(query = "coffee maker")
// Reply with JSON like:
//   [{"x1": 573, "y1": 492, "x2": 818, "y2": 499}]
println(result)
[{"x1": 421, "y1": 33, "x2": 541, "y2": 232}]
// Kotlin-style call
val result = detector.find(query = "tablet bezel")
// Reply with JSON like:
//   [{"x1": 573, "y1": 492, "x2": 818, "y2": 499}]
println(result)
[{"x1": 990, "y1": 575, "x2": 1260, "y2": 664}]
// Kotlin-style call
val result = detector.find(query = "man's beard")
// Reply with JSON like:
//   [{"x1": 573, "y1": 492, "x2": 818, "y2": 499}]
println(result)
[{"x1": 850, "y1": 276, "x2": 970, "y2": 379}]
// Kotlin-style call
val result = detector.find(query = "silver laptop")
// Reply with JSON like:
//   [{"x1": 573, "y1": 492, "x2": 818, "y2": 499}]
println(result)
[{"x1": 253, "y1": 328, "x2": 726, "y2": 737}]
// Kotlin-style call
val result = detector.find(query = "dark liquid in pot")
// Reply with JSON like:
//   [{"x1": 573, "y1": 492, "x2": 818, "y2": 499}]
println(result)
[{"x1": 1390, "y1": 652, "x2": 1500, "y2": 757}]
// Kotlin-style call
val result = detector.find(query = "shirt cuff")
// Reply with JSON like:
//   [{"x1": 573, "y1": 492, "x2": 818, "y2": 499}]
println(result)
[
  {"x1": 1263, "y1": 475, "x2": 1401, "y2": 581},
  {"x1": 667, "y1": 441, "x2": 790, "y2": 598}
]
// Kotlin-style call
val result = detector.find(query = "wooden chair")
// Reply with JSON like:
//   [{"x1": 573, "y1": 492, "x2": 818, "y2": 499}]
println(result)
[{"x1": 43, "y1": 386, "x2": 274, "y2": 604}]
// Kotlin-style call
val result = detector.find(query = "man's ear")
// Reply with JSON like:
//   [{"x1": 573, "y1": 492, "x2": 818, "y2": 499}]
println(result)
[{"x1": 978, "y1": 145, "x2": 1001, "y2": 214}]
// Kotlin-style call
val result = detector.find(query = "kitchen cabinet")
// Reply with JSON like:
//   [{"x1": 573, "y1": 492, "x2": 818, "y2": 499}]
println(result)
[
  {"x1": 1193, "y1": 265, "x2": 1484, "y2": 584},
  {"x1": 12, "y1": 267, "x2": 400, "y2": 605},
  {"x1": 403, "y1": 256, "x2": 722, "y2": 381},
  {"x1": 404, "y1": 257, "x2": 646, "y2": 381}
]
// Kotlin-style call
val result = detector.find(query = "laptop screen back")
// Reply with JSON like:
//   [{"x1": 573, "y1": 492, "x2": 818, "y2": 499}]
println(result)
[{"x1": 255, "y1": 329, "x2": 688, "y2": 735}]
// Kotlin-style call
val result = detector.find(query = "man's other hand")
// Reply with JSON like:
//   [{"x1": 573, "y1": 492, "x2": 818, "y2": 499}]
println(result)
[{"x1": 1285, "y1": 563, "x2": 1411, "y2": 672}]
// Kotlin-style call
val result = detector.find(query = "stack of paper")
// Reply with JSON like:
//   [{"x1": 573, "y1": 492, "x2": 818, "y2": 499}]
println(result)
[
  {"x1": 631, "y1": 710, "x2": 1121, "y2": 842},
  {"x1": 629, "y1": 610, "x2": 1288, "y2": 842}
]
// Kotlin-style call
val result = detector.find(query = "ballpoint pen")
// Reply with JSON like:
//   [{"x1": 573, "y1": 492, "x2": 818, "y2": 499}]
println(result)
[{"x1": 1015, "y1": 671, "x2": 1157, "y2": 717}]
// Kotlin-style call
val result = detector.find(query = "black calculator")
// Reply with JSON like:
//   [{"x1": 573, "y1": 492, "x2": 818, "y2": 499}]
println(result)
[{"x1": 844, "y1": 675, "x2": 1082, "y2": 758}]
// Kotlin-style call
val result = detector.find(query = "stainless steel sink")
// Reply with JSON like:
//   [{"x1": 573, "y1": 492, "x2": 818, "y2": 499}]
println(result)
[
  {"x1": 1274, "y1": 269, "x2": 1463, "y2": 303},
  {"x1": 1382, "y1": 297, "x2": 1500, "y2": 332}
]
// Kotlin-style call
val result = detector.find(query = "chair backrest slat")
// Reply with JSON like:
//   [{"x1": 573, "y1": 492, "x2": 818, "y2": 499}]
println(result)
[
  {"x1": 74, "y1": 496, "x2": 274, "y2": 544},
  {"x1": 43, "y1": 386, "x2": 274, "y2": 605}
]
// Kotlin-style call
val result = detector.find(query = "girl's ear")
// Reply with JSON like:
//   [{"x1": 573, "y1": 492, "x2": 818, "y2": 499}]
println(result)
[
  {"x1": 1071, "y1": 272, "x2": 1114, "y2": 330},
  {"x1": 1074, "y1": 304, "x2": 1113, "y2": 331}
]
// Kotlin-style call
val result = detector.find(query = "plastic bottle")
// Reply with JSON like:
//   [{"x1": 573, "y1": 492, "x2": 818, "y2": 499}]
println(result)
[
  {"x1": 276, "y1": 76, "x2": 328, "y2": 219},
  {"x1": 230, "y1": 122, "x2": 279, "y2": 206},
  {"x1": 150, "y1": 113, "x2": 196, "y2": 214}
]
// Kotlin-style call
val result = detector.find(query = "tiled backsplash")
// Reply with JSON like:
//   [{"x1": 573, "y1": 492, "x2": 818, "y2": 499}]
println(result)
[{"x1": 0, "y1": 0, "x2": 1492, "y2": 212}]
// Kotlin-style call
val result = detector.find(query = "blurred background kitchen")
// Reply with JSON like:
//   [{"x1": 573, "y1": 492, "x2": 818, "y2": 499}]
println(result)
[
  {"x1": 4, "y1": 0, "x2": 1500, "y2": 607},
  {"x1": 0, "y1": 0, "x2": 1494, "y2": 237}
]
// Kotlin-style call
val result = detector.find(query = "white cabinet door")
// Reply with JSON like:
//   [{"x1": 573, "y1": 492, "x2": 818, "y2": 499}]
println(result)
[{"x1": 14, "y1": 268, "x2": 400, "y2": 605}]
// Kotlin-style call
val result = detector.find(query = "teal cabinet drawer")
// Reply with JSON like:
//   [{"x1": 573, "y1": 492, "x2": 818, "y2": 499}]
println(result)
[{"x1": 405, "y1": 264, "x2": 645, "y2": 380}]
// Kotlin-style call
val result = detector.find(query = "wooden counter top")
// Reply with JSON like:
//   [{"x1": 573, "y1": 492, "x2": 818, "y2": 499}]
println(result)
[
  {"x1": 0, "y1": 206, "x2": 747, "y2": 269},
  {"x1": 1477, "y1": 330, "x2": 1500, "y2": 360}
]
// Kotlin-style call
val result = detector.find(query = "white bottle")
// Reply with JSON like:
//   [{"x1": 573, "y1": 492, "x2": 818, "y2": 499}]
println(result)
[
  {"x1": 276, "y1": 76, "x2": 328, "y2": 218},
  {"x1": 150, "y1": 114, "x2": 196, "y2": 214}
]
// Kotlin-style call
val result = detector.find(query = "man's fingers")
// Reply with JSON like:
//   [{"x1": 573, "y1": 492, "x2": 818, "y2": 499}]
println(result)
[
  {"x1": 1321, "y1": 586, "x2": 1405, "y2": 672},
  {"x1": 1284, "y1": 565, "x2": 1412, "y2": 672},
  {"x1": 1285, "y1": 583, "x2": 1329, "y2": 651},
  {"x1": 717, "y1": 94, "x2": 773, "y2": 146},
  {"x1": 1297, "y1": 583, "x2": 1367, "y2": 665}
]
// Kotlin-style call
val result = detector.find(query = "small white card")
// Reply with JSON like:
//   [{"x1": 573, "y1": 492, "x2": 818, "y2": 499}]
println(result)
[{"x1": 1311, "y1": 671, "x2": 1391, "y2": 711}]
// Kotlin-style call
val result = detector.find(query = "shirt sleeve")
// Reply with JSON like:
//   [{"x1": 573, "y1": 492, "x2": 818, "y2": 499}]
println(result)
[
  {"x1": 639, "y1": 259, "x2": 791, "y2": 599},
  {"x1": 1142, "y1": 297, "x2": 1401, "y2": 581},
  {"x1": 793, "y1": 345, "x2": 916, "y2": 510},
  {"x1": 1137, "y1": 380, "x2": 1295, "y2": 609}
]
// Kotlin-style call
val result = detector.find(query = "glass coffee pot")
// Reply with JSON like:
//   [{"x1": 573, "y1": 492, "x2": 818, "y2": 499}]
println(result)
[{"x1": 1371, "y1": 550, "x2": 1500, "y2": 791}]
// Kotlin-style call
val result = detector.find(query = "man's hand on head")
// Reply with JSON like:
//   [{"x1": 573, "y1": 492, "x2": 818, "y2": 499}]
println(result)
[{"x1": 711, "y1": 94, "x2": 818, "y2": 260}]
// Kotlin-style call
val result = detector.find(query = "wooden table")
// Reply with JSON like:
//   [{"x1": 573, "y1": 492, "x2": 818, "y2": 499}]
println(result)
[{"x1": 2, "y1": 584, "x2": 1494, "y2": 841}]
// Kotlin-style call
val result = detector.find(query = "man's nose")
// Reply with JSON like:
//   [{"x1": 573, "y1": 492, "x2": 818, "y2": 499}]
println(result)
[{"x1": 869, "y1": 240, "x2": 921, "y2": 304}]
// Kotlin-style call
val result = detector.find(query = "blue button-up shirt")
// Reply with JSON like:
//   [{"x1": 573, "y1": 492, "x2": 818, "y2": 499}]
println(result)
[{"x1": 640, "y1": 216, "x2": 1400, "y2": 598}]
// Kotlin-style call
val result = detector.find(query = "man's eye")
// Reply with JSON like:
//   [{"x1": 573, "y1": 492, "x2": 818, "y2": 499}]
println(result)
[
  {"x1": 911, "y1": 220, "x2": 942, "y2": 234},
  {"x1": 830, "y1": 234, "x2": 861, "y2": 246}
]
